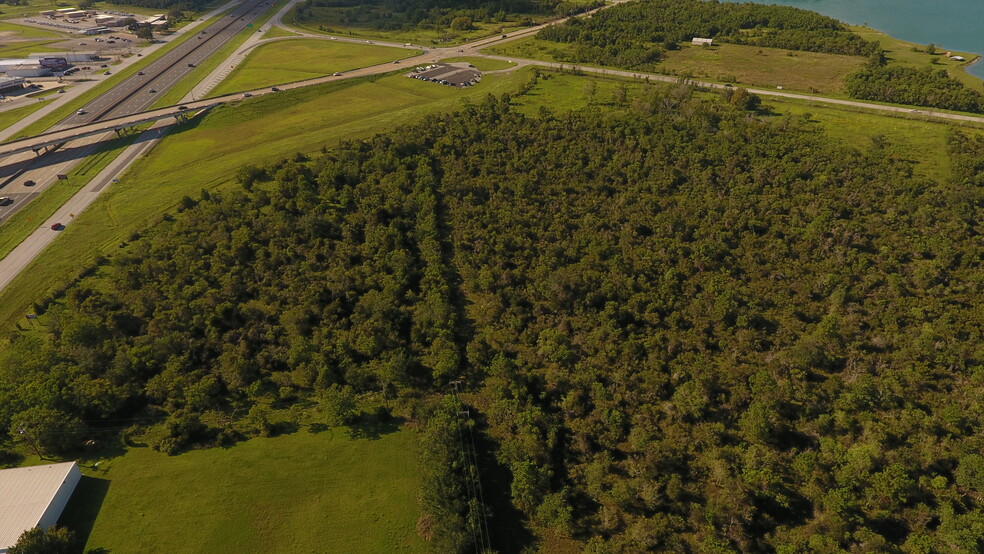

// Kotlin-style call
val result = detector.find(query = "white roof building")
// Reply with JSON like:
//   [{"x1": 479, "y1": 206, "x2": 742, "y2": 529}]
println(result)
[{"x1": 0, "y1": 462, "x2": 82, "y2": 554}]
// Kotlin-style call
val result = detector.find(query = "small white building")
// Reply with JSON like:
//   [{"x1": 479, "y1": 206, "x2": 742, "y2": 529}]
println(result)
[
  {"x1": 0, "y1": 462, "x2": 82, "y2": 554},
  {"x1": 692, "y1": 37, "x2": 713, "y2": 46}
]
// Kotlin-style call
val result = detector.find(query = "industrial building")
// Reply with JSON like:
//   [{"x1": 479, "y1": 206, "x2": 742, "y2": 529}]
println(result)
[
  {"x1": 0, "y1": 77, "x2": 25, "y2": 94},
  {"x1": 0, "y1": 461, "x2": 82, "y2": 554},
  {"x1": 0, "y1": 59, "x2": 50, "y2": 78}
]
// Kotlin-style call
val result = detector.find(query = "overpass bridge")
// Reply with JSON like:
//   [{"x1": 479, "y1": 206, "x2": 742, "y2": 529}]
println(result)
[{"x1": 0, "y1": 103, "x2": 218, "y2": 159}]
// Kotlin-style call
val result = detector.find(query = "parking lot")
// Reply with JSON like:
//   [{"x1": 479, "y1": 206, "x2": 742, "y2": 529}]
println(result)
[{"x1": 406, "y1": 62, "x2": 481, "y2": 87}]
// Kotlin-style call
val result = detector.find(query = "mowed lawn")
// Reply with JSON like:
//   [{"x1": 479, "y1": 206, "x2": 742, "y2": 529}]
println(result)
[
  {"x1": 0, "y1": 69, "x2": 530, "y2": 335},
  {"x1": 73, "y1": 428, "x2": 426, "y2": 553},
  {"x1": 210, "y1": 40, "x2": 410, "y2": 96},
  {"x1": 659, "y1": 43, "x2": 865, "y2": 94}
]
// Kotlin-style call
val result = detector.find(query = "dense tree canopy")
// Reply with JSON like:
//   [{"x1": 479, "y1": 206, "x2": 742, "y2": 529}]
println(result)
[
  {"x1": 292, "y1": 0, "x2": 601, "y2": 32},
  {"x1": 536, "y1": 0, "x2": 877, "y2": 69},
  {"x1": 846, "y1": 63, "x2": 984, "y2": 114},
  {"x1": 2, "y1": 86, "x2": 984, "y2": 549}
]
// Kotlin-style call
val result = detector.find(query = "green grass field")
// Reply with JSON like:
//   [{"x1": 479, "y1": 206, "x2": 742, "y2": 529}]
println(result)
[
  {"x1": 0, "y1": 39, "x2": 64, "y2": 58},
  {"x1": 659, "y1": 43, "x2": 864, "y2": 94},
  {"x1": 0, "y1": 69, "x2": 530, "y2": 336},
  {"x1": 0, "y1": 101, "x2": 48, "y2": 133},
  {"x1": 210, "y1": 39, "x2": 411, "y2": 96},
  {"x1": 0, "y1": 20, "x2": 63, "y2": 38},
  {"x1": 282, "y1": 10, "x2": 534, "y2": 47},
  {"x1": 263, "y1": 25, "x2": 299, "y2": 39},
  {"x1": 65, "y1": 427, "x2": 425, "y2": 553},
  {"x1": 151, "y1": 0, "x2": 290, "y2": 108}
]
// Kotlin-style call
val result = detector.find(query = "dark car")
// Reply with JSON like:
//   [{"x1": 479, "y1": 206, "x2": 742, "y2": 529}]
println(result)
[
  {"x1": 24, "y1": 180, "x2": 35, "y2": 186},
  {"x1": 177, "y1": 105, "x2": 188, "y2": 110},
  {"x1": 148, "y1": 88, "x2": 157, "y2": 93},
  {"x1": 271, "y1": 87, "x2": 280, "y2": 91},
  {"x1": 50, "y1": 223, "x2": 63, "y2": 230},
  {"x1": 187, "y1": 63, "x2": 195, "y2": 67},
  {"x1": 137, "y1": 71, "x2": 145, "y2": 75}
]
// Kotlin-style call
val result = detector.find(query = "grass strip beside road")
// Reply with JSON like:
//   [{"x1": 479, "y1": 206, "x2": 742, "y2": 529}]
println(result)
[
  {"x1": 0, "y1": 134, "x2": 137, "y2": 260},
  {"x1": 0, "y1": 69, "x2": 530, "y2": 335},
  {"x1": 9, "y1": 11, "x2": 226, "y2": 141},
  {"x1": 151, "y1": 0, "x2": 290, "y2": 108},
  {"x1": 441, "y1": 56, "x2": 517, "y2": 71},
  {"x1": 0, "y1": 102, "x2": 48, "y2": 133},
  {"x1": 209, "y1": 40, "x2": 412, "y2": 96}
]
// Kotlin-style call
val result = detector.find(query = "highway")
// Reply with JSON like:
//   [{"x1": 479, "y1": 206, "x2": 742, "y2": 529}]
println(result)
[
  {"x1": 0, "y1": 0, "x2": 279, "y2": 225},
  {"x1": 2, "y1": 0, "x2": 984, "y2": 295},
  {"x1": 70, "y1": 0, "x2": 272, "y2": 124}
]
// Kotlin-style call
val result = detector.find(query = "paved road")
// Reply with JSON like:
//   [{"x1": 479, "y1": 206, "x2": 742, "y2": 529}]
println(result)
[
  {"x1": 2, "y1": 0, "x2": 984, "y2": 294},
  {"x1": 0, "y1": 0, "x2": 278, "y2": 226}
]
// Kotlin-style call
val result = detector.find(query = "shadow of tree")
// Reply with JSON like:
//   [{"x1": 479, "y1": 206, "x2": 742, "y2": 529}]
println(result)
[{"x1": 346, "y1": 415, "x2": 405, "y2": 441}]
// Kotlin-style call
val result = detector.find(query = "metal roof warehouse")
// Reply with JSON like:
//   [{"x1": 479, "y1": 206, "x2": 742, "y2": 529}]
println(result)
[{"x1": 0, "y1": 462, "x2": 81, "y2": 553}]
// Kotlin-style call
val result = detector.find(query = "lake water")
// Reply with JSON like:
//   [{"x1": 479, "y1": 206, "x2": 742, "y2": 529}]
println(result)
[{"x1": 734, "y1": 0, "x2": 984, "y2": 79}]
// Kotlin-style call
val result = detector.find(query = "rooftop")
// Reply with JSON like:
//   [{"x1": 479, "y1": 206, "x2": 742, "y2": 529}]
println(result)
[{"x1": 0, "y1": 462, "x2": 79, "y2": 552}]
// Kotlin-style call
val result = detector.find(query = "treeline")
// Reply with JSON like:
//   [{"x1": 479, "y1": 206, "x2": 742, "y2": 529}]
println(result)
[
  {"x1": 4, "y1": 87, "x2": 984, "y2": 549},
  {"x1": 537, "y1": 0, "x2": 877, "y2": 69},
  {"x1": 0, "y1": 150, "x2": 460, "y2": 457},
  {"x1": 293, "y1": 0, "x2": 601, "y2": 32},
  {"x1": 846, "y1": 63, "x2": 984, "y2": 114}
]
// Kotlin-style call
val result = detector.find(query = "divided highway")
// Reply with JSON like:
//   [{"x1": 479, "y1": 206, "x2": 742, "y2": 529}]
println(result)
[{"x1": 71, "y1": 0, "x2": 273, "y2": 124}]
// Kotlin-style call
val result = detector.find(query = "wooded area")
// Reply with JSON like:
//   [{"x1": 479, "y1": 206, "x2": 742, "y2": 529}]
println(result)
[
  {"x1": 537, "y1": 0, "x2": 877, "y2": 69},
  {"x1": 292, "y1": 0, "x2": 601, "y2": 31},
  {"x1": 2, "y1": 85, "x2": 983, "y2": 549}
]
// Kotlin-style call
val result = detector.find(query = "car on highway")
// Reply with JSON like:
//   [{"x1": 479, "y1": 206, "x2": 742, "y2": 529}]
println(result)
[
  {"x1": 177, "y1": 105, "x2": 188, "y2": 110},
  {"x1": 137, "y1": 71, "x2": 145, "y2": 75},
  {"x1": 333, "y1": 72, "x2": 342, "y2": 76},
  {"x1": 104, "y1": 71, "x2": 111, "y2": 75},
  {"x1": 50, "y1": 223, "x2": 63, "y2": 231},
  {"x1": 0, "y1": 197, "x2": 12, "y2": 206},
  {"x1": 187, "y1": 63, "x2": 195, "y2": 67},
  {"x1": 79, "y1": 42, "x2": 86, "y2": 45},
  {"x1": 271, "y1": 87, "x2": 280, "y2": 91},
  {"x1": 242, "y1": 92, "x2": 252, "y2": 97},
  {"x1": 57, "y1": 89, "x2": 65, "y2": 93},
  {"x1": 24, "y1": 180, "x2": 35, "y2": 186},
  {"x1": 76, "y1": 109, "x2": 86, "y2": 115},
  {"x1": 100, "y1": 64, "x2": 108, "y2": 68},
  {"x1": 148, "y1": 89, "x2": 157, "y2": 93}
]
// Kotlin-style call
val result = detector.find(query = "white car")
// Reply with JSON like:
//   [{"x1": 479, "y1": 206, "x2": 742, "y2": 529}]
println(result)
[{"x1": 76, "y1": 109, "x2": 86, "y2": 115}]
